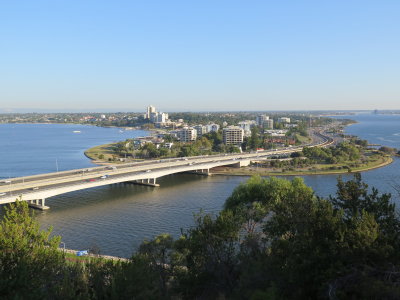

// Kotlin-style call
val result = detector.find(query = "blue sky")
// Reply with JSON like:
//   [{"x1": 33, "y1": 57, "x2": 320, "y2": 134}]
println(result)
[{"x1": 1, "y1": 1, "x2": 399, "y2": 112}]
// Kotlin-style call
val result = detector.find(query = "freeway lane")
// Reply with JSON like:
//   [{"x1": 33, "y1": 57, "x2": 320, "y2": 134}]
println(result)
[{"x1": 0, "y1": 131, "x2": 333, "y2": 204}]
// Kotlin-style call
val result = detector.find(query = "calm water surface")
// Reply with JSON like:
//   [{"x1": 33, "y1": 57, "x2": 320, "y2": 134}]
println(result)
[{"x1": 1, "y1": 116, "x2": 399, "y2": 257}]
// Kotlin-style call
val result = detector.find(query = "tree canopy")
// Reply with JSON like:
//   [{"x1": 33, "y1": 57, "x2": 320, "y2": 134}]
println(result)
[{"x1": 2, "y1": 174, "x2": 400, "y2": 299}]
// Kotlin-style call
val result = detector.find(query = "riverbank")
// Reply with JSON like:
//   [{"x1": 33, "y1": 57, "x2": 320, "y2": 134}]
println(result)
[
  {"x1": 211, "y1": 155, "x2": 394, "y2": 177},
  {"x1": 84, "y1": 142, "x2": 145, "y2": 165},
  {"x1": 84, "y1": 143, "x2": 118, "y2": 164}
]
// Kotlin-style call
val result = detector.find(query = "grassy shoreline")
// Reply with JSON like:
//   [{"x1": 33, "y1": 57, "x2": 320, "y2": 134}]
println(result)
[{"x1": 211, "y1": 156, "x2": 394, "y2": 177}]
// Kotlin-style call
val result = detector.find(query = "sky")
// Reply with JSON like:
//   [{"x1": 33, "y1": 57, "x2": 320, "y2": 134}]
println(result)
[{"x1": 1, "y1": 0, "x2": 399, "y2": 112}]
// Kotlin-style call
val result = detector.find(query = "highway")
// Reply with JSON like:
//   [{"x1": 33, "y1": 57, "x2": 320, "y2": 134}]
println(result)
[{"x1": 0, "y1": 131, "x2": 333, "y2": 208}]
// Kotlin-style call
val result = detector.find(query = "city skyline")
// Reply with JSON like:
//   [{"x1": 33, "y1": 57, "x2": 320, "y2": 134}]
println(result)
[{"x1": 1, "y1": 1, "x2": 400, "y2": 112}]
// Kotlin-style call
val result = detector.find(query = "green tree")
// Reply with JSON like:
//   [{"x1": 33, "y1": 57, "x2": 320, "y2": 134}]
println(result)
[
  {"x1": 248, "y1": 127, "x2": 261, "y2": 150},
  {"x1": 0, "y1": 200, "x2": 65, "y2": 299},
  {"x1": 175, "y1": 210, "x2": 242, "y2": 299}
]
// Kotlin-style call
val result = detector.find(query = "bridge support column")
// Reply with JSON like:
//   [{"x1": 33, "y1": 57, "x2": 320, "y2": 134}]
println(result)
[
  {"x1": 28, "y1": 198, "x2": 50, "y2": 210},
  {"x1": 129, "y1": 178, "x2": 160, "y2": 187},
  {"x1": 186, "y1": 168, "x2": 212, "y2": 176}
]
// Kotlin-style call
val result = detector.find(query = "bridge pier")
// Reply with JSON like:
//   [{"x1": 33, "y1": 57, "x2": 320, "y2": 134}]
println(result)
[
  {"x1": 129, "y1": 178, "x2": 160, "y2": 187},
  {"x1": 28, "y1": 198, "x2": 50, "y2": 210},
  {"x1": 186, "y1": 168, "x2": 212, "y2": 176}
]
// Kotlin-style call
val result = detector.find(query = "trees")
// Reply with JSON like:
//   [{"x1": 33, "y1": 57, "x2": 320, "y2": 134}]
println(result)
[
  {"x1": 379, "y1": 146, "x2": 397, "y2": 155},
  {"x1": 0, "y1": 200, "x2": 65, "y2": 299},
  {"x1": 175, "y1": 210, "x2": 243, "y2": 299},
  {"x1": 248, "y1": 126, "x2": 261, "y2": 150},
  {"x1": 2, "y1": 174, "x2": 400, "y2": 298}
]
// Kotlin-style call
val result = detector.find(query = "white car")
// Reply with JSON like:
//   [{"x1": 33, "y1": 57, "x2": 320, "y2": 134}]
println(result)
[
  {"x1": 145, "y1": 170, "x2": 152, "y2": 173},
  {"x1": 0, "y1": 192, "x2": 6, "y2": 196}
]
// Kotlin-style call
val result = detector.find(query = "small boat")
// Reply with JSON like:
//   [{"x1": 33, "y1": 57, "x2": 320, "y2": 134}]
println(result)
[{"x1": 73, "y1": 130, "x2": 81, "y2": 133}]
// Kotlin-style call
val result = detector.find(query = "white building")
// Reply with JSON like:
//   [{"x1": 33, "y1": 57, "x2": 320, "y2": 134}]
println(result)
[
  {"x1": 146, "y1": 105, "x2": 156, "y2": 119},
  {"x1": 256, "y1": 115, "x2": 269, "y2": 126},
  {"x1": 263, "y1": 119, "x2": 274, "y2": 129},
  {"x1": 223, "y1": 126, "x2": 244, "y2": 145},
  {"x1": 238, "y1": 120, "x2": 256, "y2": 136},
  {"x1": 156, "y1": 112, "x2": 168, "y2": 123},
  {"x1": 176, "y1": 127, "x2": 197, "y2": 142},
  {"x1": 277, "y1": 117, "x2": 291, "y2": 123},
  {"x1": 193, "y1": 125, "x2": 208, "y2": 137},
  {"x1": 206, "y1": 124, "x2": 220, "y2": 132}
]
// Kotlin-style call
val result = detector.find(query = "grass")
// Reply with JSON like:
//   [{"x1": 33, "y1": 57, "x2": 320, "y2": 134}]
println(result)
[
  {"x1": 84, "y1": 143, "x2": 119, "y2": 162},
  {"x1": 212, "y1": 155, "x2": 393, "y2": 177}
]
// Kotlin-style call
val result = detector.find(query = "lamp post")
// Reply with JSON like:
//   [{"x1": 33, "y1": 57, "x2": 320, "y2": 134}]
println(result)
[{"x1": 60, "y1": 242, "x2": 65, "y2": 253}]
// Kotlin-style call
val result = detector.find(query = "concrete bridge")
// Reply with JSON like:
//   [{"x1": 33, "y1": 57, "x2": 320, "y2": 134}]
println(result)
[{"x1": 0, "y1": 134, "x2": 333, "y2": 210}]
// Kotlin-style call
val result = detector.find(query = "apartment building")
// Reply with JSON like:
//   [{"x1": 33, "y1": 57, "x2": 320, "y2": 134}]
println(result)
[{"x1": 223, "y1": 126, "x2": 244, "y2": 145}]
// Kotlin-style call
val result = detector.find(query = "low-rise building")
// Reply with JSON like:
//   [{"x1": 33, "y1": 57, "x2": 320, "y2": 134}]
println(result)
[
  {"x1": 206, "y1": 124, "x2": 220, "y2": 132},
  {"x1": 238, "y1": 120, "x2": 256, "y2": 136}
]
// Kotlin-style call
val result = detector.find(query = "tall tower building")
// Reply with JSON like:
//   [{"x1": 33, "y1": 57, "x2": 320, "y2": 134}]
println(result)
[{"x1": 146, "y1": 105, "x2": 156, "y2": 119}]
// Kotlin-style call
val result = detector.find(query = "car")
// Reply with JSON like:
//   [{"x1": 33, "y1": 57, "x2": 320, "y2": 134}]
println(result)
[
  {"x1": 100, "y1": 175, "x2": 109, "y2": 179},
  {"x1": 188, "y1": 163, "x2": 193, "y2": 166},
  {"x1": 0, "y1": 192, "x2": 6, "y2": 196},
  {"x1": 31, "y1": 187, "x2": 39, "y2": 190},
  {"x1": 1, "y1": 180, "x2": 11, "y2": 184},
  {"x1": 145, "y1": 170, "x2": 152, "y2": 173},
  {"x1": 87, "y1": 179, "x2": 96, "y2": 182}
]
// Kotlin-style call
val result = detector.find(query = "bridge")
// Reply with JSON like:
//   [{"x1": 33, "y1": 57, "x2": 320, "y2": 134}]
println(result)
[{"x1": 0, "y1": 132, "x2": 333, "y2": 210}]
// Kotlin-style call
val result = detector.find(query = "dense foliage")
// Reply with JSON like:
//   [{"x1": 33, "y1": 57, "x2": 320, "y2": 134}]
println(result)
[{"x1": 2, "y1": 174, "x2": 400, "y2": 299}]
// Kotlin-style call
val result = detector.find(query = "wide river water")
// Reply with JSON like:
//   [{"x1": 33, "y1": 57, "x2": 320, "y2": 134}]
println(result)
[{"x1": 1, "y1": 115, "x2": 399, "y2": 258}]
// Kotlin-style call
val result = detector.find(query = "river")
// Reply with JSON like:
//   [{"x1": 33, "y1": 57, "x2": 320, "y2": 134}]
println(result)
[{"x1": 0, "y1": 115, "x2": 399, "y2": 258}]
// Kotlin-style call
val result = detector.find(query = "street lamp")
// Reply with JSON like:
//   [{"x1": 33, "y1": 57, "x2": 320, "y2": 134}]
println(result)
[{"x1": 60, "y1": 242, "x2": 66, "y2": 253}]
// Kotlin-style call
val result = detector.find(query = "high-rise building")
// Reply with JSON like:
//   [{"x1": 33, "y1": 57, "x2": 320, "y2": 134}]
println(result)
[
  {"x1": 156, "y1": 112, "x2": 168, "y2": 123},
  {"x1": 194, "y1": 125, "x2": 208, "y2": 137},
  {"x1": 263, "y1": 119, "x2": 274, "y2": 129},
  {"x1": 176, "y1": 127, "x2": 197, "y2": 142},
  {"x1": 146, "y1": 105, "x2": 156, "y2": 119},
  {"x1": 256, "y1": 115, "x2": 269, "y2": 126},
  {"x1": 223, "y1": 126, "x2": 244, "y2": 145}
]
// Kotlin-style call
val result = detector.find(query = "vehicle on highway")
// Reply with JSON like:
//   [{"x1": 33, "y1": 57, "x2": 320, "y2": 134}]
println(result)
[
  {"x1": 100, "y1": 175, "x2": 110, "y2": 179},
  {"x1": 86, "y1": 179, "x2": 96, "y2": 182},
  {"x1": 1, "y1": 180, "x2": 11, "y2": 184},
  {"x1": 145, "y1": 170, "x2": 152, "y2": 173},
  {"x1": 0, "y1": 192, "x2": 6, "y2": 196},
  {"x1": 188, "y1": 163, "x2": 193, "y2": 166},
  {"x1": 31, "y1": 187, "x2": 39, "y2": 190}
]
